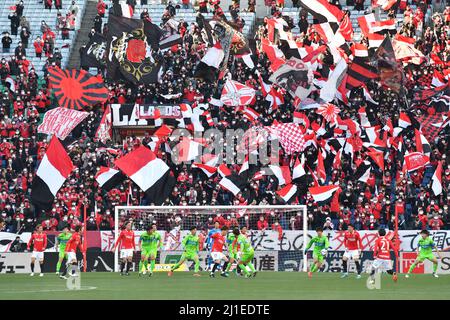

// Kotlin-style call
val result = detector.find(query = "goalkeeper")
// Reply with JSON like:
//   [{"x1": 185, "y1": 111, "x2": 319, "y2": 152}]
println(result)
[
  {"x1": 139, "y1": 224, "x2": 162, "y2": 276},
  {"x1": 55, "y1": 226, "x2": 72, "y2": 279},
  {"x1": 234, "y1": 227, "x2": 257, "y2": 278},
  {"x1": 305, "y1": 227, "x2": 330, "y2": 277},
  {"x1": 168, "y1": 226, "x2": 201, "y2": 277}
]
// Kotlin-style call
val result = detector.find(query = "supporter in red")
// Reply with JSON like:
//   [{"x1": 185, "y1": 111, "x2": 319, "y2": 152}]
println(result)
[
  {"x1": 257, "y1": 215, "x2": 268, "y2": 230},
  {"x1": 97, "y1": 0, "x2": 107, "y2": 17},
  {"x1": 271, "y1": 220, "x2": 283, "y2": 240},
  {"x1": 429, "y1": 215, "x2": 444, "y2": 230}
]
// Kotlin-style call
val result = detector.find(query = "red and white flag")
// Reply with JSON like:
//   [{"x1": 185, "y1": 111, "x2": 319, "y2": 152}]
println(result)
[
  {"x1": 114, "y1": 146, "x2": 174, "y2": 204},
  {"x1": 308, "y1": 185, "x2": 340, "y2": 203},
  {"x1": 220, "y1": 79, "x2": 256, "y2": 106},
  {"x1": 351, "y1": 43, "x2": 368, "y2": 57},
  {"x1": 243, "y1": 107, "x2": 260, "y2": 122},
  {"x1": 268, "y1": 123, "x2": 306, "y2": 155},
  {"x1": 95, "y1": 105, "x2": 112, "y2": 144},
  {"x1": 95, "y1": 167, "x2": 125, "y2": 191},
  {"x1": 404, "y1": 152, "x2": 430, "y2": 172},
  {"x1": 261, "y1": 38, "x2": 286, "y2": 72},
  {"x1": 31, "y1": 137, "x2": 74, "y2": 208},
  {"x1": 292, "y1": 155, "x2": 306, "y2": 180},
  {"x1": 398, "y1": 112, "x2": 412, "y2": 128},
  {"x1": 269, "y1": 165, "x2": 292, "y2": 186},
  {"x1": 431, "y1": 161, "x2": 443, "y2": 195},
  {"x1": 317, "y1": 103, "x2": 340, "y2": 124},
  {"x1": 374, "y1": 0, "x2": 398, "y2": 11},
  {"x1": 277, "y1": 184, "x2": 298, "y2": 203},
  {"x1": 38, "y1": 107, "x2": 89, "y2": 140},
  {"x1": 173, "y1": 137, "x2": 203, "y2": 162}
]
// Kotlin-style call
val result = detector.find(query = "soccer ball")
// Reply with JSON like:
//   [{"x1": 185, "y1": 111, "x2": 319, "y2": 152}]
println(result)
[{"x1": 321, "y1": 249, "x2": 328, "y2": 256}]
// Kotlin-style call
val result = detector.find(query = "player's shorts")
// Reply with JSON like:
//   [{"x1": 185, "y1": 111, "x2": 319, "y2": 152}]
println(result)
[
  {"x1": 211, "y1": 251, "x2": 227, "y2": 261},
  {"x1": 372, "y1": 258, "x2": 392, "y2": 272},
  {"x1": 313, "y1": 251, "x2": 325, "y2": 262},
  {"x1": 343, "y1": 250, "x2": 360, "y2": 260},
  {"x1": 58, "y1": 250, "x2": 68, "y2": 260},
  {"x1": 417, "y1": 253, "x2": 436, "y2": 262},
  {"x1": 240, "y1": 250, "x2": 254, "y2": 263},
  {"x1": 67, "y1": 252, "x2": 77, "y2": 262},
  {"x1": 31, "y1": 251, "x2": 44, "y2": 260},
  {"x1": 120, "y1": 249, "x2": 134, "y2": 259},
  {"x1": 141, "y1": 247, "x2": 157, "y2": 258},
  {"x1": 181, "y1": 252, "x2": 198, "y2": 261}
]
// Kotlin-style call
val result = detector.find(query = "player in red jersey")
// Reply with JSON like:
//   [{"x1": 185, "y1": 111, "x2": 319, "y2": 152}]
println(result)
[
  {"x1": 369, "y1": 229, "x2": 397, "y2": 284},
  {"x1": 114, "y1": 221, "x2": 135, "y2": 276},
  {"x1": 341, "y1": 224, "x2": 363, "y2": 278},
  {"x1": 27, "y1": 225, "x2": 47, "y2": 277},
  {"x1": 65, "y1": 225, "x2": 84, "y2": 277},
  {"x1": 209, "y1": 226, "x2": 230, "y2": 278}
]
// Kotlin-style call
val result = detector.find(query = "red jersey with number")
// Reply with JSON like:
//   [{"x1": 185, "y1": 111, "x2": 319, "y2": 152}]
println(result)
[
  {"x1": 117, "y1": 230, "x2": 135, "y2": 249},
  {"x1": 28, "y1": 233, "x2": 47, "y2": 252},
  {"x1": 344, "y1": 231, "x2": 362, "y2": 250},
  {"x1": 374, "y1": 236, "x2": 394, "y2": 260},
  {"x1": 211, "y1": 233, "x2": 225, "y2": 252},
  {"x1": 65, "y1": 232, "x2": 82, "y2": 253}
]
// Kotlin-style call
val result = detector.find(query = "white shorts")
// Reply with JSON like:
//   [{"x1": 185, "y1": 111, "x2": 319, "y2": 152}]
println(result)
[
  {"x1": 120, "y1": 249, "x2": 134, "y2": 259},
  {"x1": 67, "y1": 252, "x2": 77, "y2": 262},
  {"x1": 211, "y1": 252, "x2": 227, "y2": 261},
  {"x1": 343, "y1": 250, "x2": 360, "y2": 260},
  {"x1": 31, "y1": 251, "x2": 44, "y2": 260},
  {"x1": 372, "y1": 258, "x2": 392, "y2": 272}
]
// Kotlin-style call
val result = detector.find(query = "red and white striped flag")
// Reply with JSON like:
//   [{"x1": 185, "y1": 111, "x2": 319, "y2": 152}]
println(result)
[
  {"x1": 308, "y1": 185, "x2": 340, "y2": 203},
  {"x1": 277, "y1": 184, "x2": 298, "y2": 203},
  {"x1": 431, "y1": 161, "x2": 443, "y2": 195}
]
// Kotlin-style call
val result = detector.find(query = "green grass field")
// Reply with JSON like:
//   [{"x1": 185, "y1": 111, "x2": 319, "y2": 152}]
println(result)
[{"x1": 0, "y1": 272, "x2": 449, "y2": 300}]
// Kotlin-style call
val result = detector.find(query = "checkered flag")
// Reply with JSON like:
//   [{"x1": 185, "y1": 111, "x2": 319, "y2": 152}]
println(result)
[{"x1": 267, "y1": 123, "x2": 306, "y2": 155}]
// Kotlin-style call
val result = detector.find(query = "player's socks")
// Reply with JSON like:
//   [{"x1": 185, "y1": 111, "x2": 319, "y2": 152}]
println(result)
[
  {"x1": 126, "y1": 261, "x2": 131, "y2": 273},
  {"x1": 222, "y1": 262, "x2": 228, "y2": 272},
  {"x1": 408, "y1": 262, "x2": 417, "y2": 273},
  {"x1": 120, "y1": 261, "x2": 125, "y2": 273},
  {"x1": 247, "y1": 262, "x2": 256, "y2": 273},
  {"x1": 433, "y1": 262, "x2": 438, "y2": 273},
  {"x1": 355, "y1": 261, "x2": 362, "y2": 275},
  {"x1": 238, "y1": 264, "x2": 250, "y2": 276},
  {"x1": 71, "y1": 262, "x2": 77, "y2": 275},
  {"x1": 56, "y1": 261, "x2": 62, "y2": 273},
  {"x1": 171, "y1": 262, "x2": 180, "y2": 271},
  {"x1": 139, "y1": 261, "x2": 143, "y2": 273},
  {"x1": 342, "y1": 260, "x2": 348, "y2": 273},
  {"x1": 150, "y1": 260, "x2": 155, "y2": 272},
  {"x1": 40, "y1": 263, "x2": 44, "y2": 274},
  {"x1": 310, "y1": 264, "x2": 318, "y2": 273},
  {"x1": 30, "y1": 262, "x2": 34, "y2": 273},
  {"x1": 194, "y1": 260, "x2": 200, "y2": 273},
  {"x1": 386, "y1": 269, "x2": 394, "y2": 275},
  {"x1": 211, "y1": 263, "x2": 219, "y2": 273}
]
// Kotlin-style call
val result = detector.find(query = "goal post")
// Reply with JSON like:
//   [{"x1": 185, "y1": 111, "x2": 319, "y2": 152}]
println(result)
[{"x1": 113, "y1": 205, "x2": 308, "y2": 273}]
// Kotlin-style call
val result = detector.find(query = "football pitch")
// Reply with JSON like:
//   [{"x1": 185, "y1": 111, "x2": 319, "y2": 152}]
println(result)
[{"x1": 0, "y1": 272, "x2": 449, "y2": 300}]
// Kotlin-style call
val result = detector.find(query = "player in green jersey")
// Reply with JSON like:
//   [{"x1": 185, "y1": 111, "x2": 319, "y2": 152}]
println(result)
[
  {"x1": 305, "y1": 227, "x2": 330, "y2": 278},
  {"x1": 138, "y1": 224, "x2": 162, "y2": 276},
  {"x1": 234, "y1": 226, "x2": 257, "y2": 278},
  {"x1": 406, "y1": 229, "x2": 442, "y2": 278},
  {"x1": 55, "y1": 226, "x2": 72, "y2": 279},
  {"x1": 168, "y1": 226, "x2": 201, "y2": 277},
  {"x1": 224, "y1": 228, "x2": 242, "y2": 276}
]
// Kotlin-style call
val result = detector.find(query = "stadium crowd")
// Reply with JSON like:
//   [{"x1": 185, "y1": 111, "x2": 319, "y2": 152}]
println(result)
[{"x1": 0, "y1": 0, "x2": 449, "y2": 236}]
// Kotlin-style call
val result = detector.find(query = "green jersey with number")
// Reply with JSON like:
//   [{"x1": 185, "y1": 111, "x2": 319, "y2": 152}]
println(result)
[
  {"x1": 182, "y1": 234, "x2": 199, "y2": 254},
  {"x1": 57, "y1": 232, "x2": 72, "y2": 251},
  {"x1": 237, "y1": 234, "x2": 253, "y2": 254},
  {"x1": 140, "y1": 231, "x2": 161, "y2": 250},
  {"x1": 418, "y1": 237, "x2": 435, "y2": 255},
  {"x1": 306, "y1": 236, "x2": 329, "y2": 254}
]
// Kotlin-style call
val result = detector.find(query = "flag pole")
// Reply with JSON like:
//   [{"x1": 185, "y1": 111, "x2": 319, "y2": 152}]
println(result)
[{"x1": 83, "y1": 203, "x2": 87, "y2": 272}]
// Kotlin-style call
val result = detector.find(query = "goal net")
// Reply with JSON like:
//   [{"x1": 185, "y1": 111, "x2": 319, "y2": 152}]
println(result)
[{"x1": 114, "y1": 205, "x2": 307, "y2": 273}]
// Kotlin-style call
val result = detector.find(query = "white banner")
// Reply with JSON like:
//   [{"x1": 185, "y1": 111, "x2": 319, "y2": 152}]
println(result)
[
  {"x1": 38, "y1": 107, "x2": 89, "y2": 140},
  {"x1": 0, "y1": 253, "x2": 32, "y2": 273}
]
